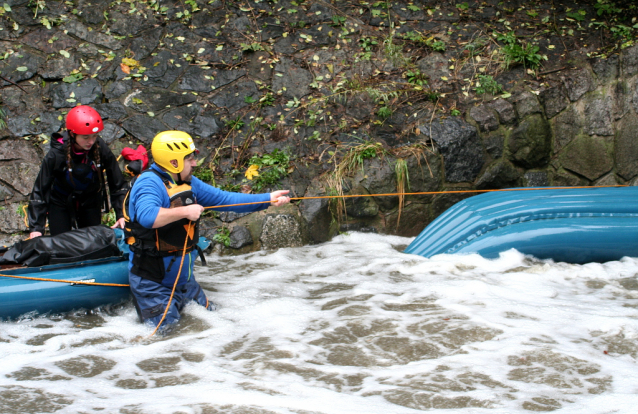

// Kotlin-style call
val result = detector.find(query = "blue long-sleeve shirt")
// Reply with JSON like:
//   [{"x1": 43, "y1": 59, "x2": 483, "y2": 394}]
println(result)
[{"x1": 128, "y1": 164, "x2": 271, "y2": 286}]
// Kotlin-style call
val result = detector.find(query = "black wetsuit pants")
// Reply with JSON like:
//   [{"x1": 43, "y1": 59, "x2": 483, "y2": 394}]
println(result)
[{"x1": 48, "y1": 199, "x2": 102, "y2": 236}]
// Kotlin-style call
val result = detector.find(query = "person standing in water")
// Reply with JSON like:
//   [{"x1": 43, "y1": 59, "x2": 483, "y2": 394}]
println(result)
[
  {"x1": 27, "y1": 105, "x2": 127, "y2": 238},
  {"x1": 123, "y1": 130, "x2": 290, "y2": 332}
]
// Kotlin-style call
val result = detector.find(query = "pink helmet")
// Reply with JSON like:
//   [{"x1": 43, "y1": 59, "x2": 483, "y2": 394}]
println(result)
[{"x1": 66, "y1": 105, "x2": 103, "y2": 135}]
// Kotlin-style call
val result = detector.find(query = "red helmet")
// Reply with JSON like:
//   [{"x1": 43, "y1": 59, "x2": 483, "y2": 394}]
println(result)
[{"x1": 66, "y1": 105, "x2": 103, "y2": 135}]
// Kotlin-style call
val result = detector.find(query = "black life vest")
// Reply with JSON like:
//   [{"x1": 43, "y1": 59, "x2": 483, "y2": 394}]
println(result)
[{"x1": 123, "y1": 169, "x2": 199, "y2": 256}]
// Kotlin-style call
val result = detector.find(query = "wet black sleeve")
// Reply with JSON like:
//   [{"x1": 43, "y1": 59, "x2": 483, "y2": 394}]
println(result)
[
  {"x1": 27, "y1": 152, "x2": 60, "y2": 233},
  {"x1": 99, "y1": 138, "x2": 127, "y2": 220}
]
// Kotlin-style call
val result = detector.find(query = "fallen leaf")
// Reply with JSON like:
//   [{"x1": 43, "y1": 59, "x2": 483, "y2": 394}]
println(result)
[
  {"x1": 245, "y1": 164, "x2": 260, "y2": 180},
  {"x1": 120, "y1": 63, "x2": 131, "y2": 74}
]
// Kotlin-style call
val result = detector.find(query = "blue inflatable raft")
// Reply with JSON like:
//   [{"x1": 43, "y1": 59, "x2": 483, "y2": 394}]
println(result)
[
  {"x1": 0, "y1": 227, "x2": 211, "y2": 320},
  {"x1": 404, "y1": 186, "x2": 638, "y2": 264},
  {"x1": 0, "y1": 256, "x2": 130, "y2": 320}
]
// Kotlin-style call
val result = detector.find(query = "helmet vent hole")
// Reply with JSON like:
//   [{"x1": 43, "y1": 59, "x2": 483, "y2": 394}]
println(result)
[
  {"x1": 181, "y1": 143, "x2": 188, "y2": 149},
  {"x1": 167, "y1": 143, "x2": 174, "y2": 151},
  {"x1": 85, "y1": 122, "x2": 90, "y2": 126}
]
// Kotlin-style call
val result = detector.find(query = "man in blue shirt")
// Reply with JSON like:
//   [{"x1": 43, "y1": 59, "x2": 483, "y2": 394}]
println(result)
[{"x1": 124, "y1": 130, "x2": 290, "y2": 332}]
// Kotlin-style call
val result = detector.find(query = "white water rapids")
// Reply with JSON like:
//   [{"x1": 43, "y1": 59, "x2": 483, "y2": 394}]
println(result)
[{"x1": 1, "y1": 232, "x2": 637, "y2": 413}]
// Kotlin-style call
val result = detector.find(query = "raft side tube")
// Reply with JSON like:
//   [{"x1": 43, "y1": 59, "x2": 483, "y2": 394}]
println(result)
[{"x1": 404, "y1": 187, "x2": 638, "y2": 263}]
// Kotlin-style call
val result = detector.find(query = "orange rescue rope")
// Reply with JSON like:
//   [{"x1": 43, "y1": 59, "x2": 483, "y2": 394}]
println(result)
[
  {"x1": 0, "y1": 273, "x2": 128, "y2": 286},
  {"x1": 147, "y1": 221, "x2": 193, "y2": 337},
  {"x1": 204, "y1": 184, "x2": 628, "y2": 210}
]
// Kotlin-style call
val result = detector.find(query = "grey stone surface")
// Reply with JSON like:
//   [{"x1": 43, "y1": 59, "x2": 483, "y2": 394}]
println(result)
[
  {"x1": 508, "y1": 114, "x2": 551, "y2": 169},
  {"x1": 272, "y1": 58, "x2": 312, "y2": 100},
  {"x1": 416, "y1": 53, "x2": 453, "y2": 93},
  {"x1": 229, "y1": 226, "x2": 253, "y2": 249},
  {"x1": 621, "y1": 43, "x2": 638, "y2": 77},
  {"x1": 591, "y1": 55, "x2": 619, "y2": 84},
  {"x1": 101, "y1": 122, "x2": 125, "y2": 145},
  {"x1": 219, "y1": 211, "x2": 251, "y2": 223},
  {"x1": 50, "y1": 78, "x2": 103, "y2": 109},
  {"x1": 39, "y1": 55, "x2": 81, "y2": 80},
  {"x1": 64, "y1": 20, "x2": 122, "y2": 50},
  {"x1": 162, "y1": 104, "x2": 220, "y2": 139},
  {"x1": 94, "y1": 102, "x2": 129, "y2": 121},
  {"x1": 475, "y1": 159, "x2": 521, "y2": 189},
  {"x1": 0, "y1": 203, "x2": 27, "y2": 234},
  {"x1": 469, "y1": 104, "x2": 499, "y2": 132},
  {"x1": 121, "y1": 115, "x2": 167, "y2": 144},
  {"x1": 356, "y1": 157, "x2": 398, "y2": 211},
  {"x1": 614, "y1": 113, "x2": 638, "y2": 181},
  {"x1": 6, "y1": 110, "x2": 64, "y2": 138},
  {"x1": 210, "y1": 79, "x2": 259, "y2": 114},
  {"x1": 594, "y1": 173, "x2": 619, "y2": 186},
  {"x1": 524, "y1": 171, "x2": 550, "y2": 187},
  {"x1": 488, "y1": 98, "x2": 516, "y2": 124},
  {"x1": 140, "y1": 51, "x2": 187, "y2": 89},
  {"x1": 0, "y1": 162, "x2": 39, "y2": 196},
  {"x1": 611, "y1": 81, "x2": 632, "y2": 120},
  {"x1": 561, "y1": 68, "x2": 593, "y2": 102},
  {"x1": 124, "y1": 88, "x2": 197, "y2": 113},
  {"x1": 260, "y1": 214, "x2": 303, "y2": 250},
  {"x1": 512, "y1": 91, "x2": 542, "y2": 119},
  {"x1": 0, "y1": 140, "x2": 40, "y2": 164},
  {"x1": 0, "y1": 51, "x2": 42, "y2": 85},
  {"x1": 560, "y1": 135, "x2": 613, "y2": 181},
  {"x1": 551, "y1": 105, "x2": 581, "y2": 153},
  {"x1": 539, "y1": 85, "x2": 569, "y2": 118},
  {"x1": 484, "y1": 134, "x2": 504, "y2": 159},
  {"x1": 583, "y1": 95, "x2": 614, "y2": 136},
  {"x1": 419, "y1": 117, "x2": 484, "y2": 183}
]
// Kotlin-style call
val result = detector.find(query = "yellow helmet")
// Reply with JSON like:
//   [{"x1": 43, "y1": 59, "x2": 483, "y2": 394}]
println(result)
[{"x1": 151, "y1": 131, "x2": 198, "y2": 173}]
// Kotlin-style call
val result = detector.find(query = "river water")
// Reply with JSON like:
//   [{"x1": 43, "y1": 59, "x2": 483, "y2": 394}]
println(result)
[{"x1": 1, "y1": 232, "x2": 637, "y2": 414}]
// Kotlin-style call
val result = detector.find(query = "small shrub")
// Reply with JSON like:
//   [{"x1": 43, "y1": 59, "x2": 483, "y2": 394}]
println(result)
[
  {"x1": 246, "y1": 149, "x2": 291, "y2": 192},
  {"x1": 377, "y1": 106, "x2": 392, "y2": 120},
  {"x1": 475, "y1": 74, "x2": 503, "y2": 95},
  {"x1": 213, "y1": 226, "x2": 231, "y2": 247}
]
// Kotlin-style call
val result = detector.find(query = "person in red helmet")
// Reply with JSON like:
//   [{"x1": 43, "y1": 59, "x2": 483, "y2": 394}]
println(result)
[{"x1": 27, "y1": 105, "x2": 127, "y2": 238}]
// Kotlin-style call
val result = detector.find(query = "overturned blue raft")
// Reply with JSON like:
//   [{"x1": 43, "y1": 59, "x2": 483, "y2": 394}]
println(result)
[{"x1": 404, "y1": 186, "x2": 638, "y2": 264}]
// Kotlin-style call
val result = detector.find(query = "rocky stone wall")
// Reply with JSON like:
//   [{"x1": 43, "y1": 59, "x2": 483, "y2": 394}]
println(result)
[{"x1": 1, "y1": 0, "x2": 637, "y2": 251}]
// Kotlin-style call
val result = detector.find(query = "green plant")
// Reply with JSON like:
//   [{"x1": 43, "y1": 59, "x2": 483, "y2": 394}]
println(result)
[
  {"x1": 0, "y1": 107, "x2": 6, "y2": 129},
  {"x1": 193, "y1": 159, "x2": 215, "y2": 184},
  {"x1": 244, "y1": 95, "x2": 258, "y2": 104},
  {"x1": 450, "y1": 108, "x2": 461, "y2": 116},
  {"x1": 330, "y1": 15, "x2": 346, "y2": 26},
  {"x1": 341, "y1": 141, "x2": 386, "y2": 174},
  {"x1": 213, "y1": 226, "x2": 231, "y2": 247},
  {"x1": 220, "y1": 182, "x2": 241, "y2": 192},
  {"x1": 496, "y1": 31, "x2": 546, "y2": 70},
  {"x1": 395, "y1": 158, "x2": 409, "y2": 230},
  {"x1": 240, "y1": 42, "x2": 265, "y2": 52},
  {"x1": 475, "y1": 74, "x2": 503, "y2": 95},
  {"x1": 102, "y1": 210, "x2": 116, "y2": 227},
  {"x1": 259, "y1": 92, "x2": 275, "y2": 107},
  {"x1": 247, "y1": 149, "x2": 291, "y2": 192},
  {"x1": 360, "y1": 37, "x2": 378, "y2": 51},
  {"x1": 401, "y1": 31, "x2": 446, "y2": 52},
  {"x1": 610, "y1": 24, "x2": 634, "y2": 39},
  {"x1": 307, "y1": 130, "x2": 321, "y2": 141},
  {"x1": 377, "y1": 105, "x2": 392, "y2": 120},
  {"x1": 595, "y1": 0, "x2": 623, "y2": 16},
  {"x1": 405, "y1": 69, "x2": 428, "y2": 86},
  {"x1": 566, "y1": 9, "x2": 587, "y2": 22},
  {"x1": 225, "y1": 117, "x2": 245, "y2": 130}
]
